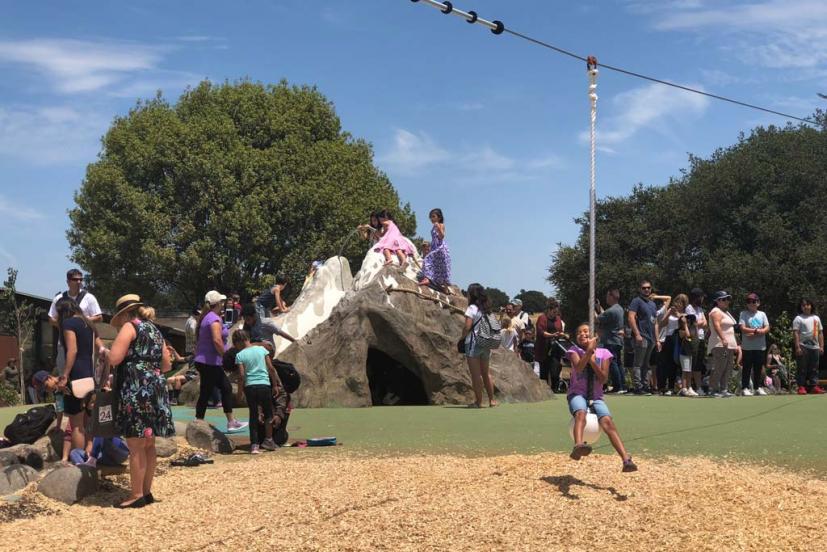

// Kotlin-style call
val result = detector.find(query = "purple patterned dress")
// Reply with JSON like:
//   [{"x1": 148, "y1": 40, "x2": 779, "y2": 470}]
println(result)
[{"x1": 421, "y1": 225, "x2": 451, "y2": 286}]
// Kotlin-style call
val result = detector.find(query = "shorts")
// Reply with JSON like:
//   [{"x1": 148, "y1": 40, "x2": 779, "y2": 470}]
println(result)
[
  {"x1": 679, "y1": 355, "x2": 693, "y2": 372},
  {"x1": 465, "y1": 342, "x2": 491, "y2": 360},
  {"x1": 568, "y1": 395, "x2": 611, "y2": 419},
  {"x1": 63, "y1": 393, "x2": 83, "y2": 416}
]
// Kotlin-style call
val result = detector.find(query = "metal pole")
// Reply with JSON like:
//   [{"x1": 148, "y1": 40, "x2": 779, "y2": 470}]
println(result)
[{"x1": 588, "y1": 64, "x2": 598, "y2": 334}]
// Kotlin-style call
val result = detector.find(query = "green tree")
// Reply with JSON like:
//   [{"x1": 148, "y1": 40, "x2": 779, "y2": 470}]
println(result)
[
  {"x1": 513, "y1": 289, "x2": 548, "y2": 313},
  {"x1": 484, "y1": 287, "x2": 509, "y2": 311},
  {"x1": 550, "y1": 112, "x2": 827, "y2": 323},
  {"x1": 68, "y1": 80, "x2": 415, "y2": 308},
  {"x1": 0, "y1": 268, "x2": 37, "y2": 404}
]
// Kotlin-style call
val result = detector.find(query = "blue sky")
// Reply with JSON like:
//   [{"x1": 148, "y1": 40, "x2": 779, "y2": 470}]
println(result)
[{"x1": 1, "y1": 0, "x2": 825, "y2": 303}]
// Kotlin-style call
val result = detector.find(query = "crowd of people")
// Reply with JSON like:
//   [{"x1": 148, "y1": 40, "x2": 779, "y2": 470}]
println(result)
[{"x1": 497, "y1": 280, "x2": 824, "y2": 398}]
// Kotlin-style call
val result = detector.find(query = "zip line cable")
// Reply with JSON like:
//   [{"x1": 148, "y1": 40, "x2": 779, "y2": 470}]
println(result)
[{"x1": 410, "y1": 0, "x2": 819, "y2": 126}]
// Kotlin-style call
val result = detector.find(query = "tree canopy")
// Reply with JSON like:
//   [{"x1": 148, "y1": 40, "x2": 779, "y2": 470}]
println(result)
[
  {"x1": 550, "y1": 112, "x2": 827, "y2": 323},
  {"x1": 68, "y1": 80, "x2": 415, "y2": 308},
  {"x1": 484, "y1": 287, "x2": 509, "y2": 311},
  {"x1": 513, "y1": 289, "x2": 548, "y2": 313}
]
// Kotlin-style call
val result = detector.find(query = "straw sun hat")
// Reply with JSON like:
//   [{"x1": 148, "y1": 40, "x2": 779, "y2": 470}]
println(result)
[{"x1": 111, "y1": 293, "x2": 143, "y2": 326}]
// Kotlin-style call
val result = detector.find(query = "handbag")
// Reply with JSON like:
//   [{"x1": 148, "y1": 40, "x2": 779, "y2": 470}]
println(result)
[
  {"x1": 86, "y1": 388, "x2": 116, "y2": 438},
  {"x1": 456, "y1": 337, "x2": 466, "y2": 354},
  {"x1": 70, "y1": 377, "x2": 95, "y2": 399}
]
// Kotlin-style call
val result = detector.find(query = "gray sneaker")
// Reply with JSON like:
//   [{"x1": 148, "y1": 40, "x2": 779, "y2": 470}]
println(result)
[{"x1": 260, "y1": 438, "x2": 278, "y2": 451}]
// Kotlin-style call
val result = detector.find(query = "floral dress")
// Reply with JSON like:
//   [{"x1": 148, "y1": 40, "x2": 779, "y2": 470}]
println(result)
[
  {"x1": 421, "y1": 225, "x2": 452, "y2": 285},
  {"x1": 115, "y1": 319, "x2": 175, "y2": 438}
]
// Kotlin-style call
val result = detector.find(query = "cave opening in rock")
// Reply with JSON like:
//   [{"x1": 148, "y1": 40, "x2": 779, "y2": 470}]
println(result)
[{"x1": 366, "y1": 348, "x2": 429, "y2": 406}]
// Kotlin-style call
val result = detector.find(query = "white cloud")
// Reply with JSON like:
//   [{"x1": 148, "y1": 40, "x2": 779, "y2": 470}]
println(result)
[
  {"x1": 0, "y1": 38, "x2": 166, "y2": 93},
  {"x1": 0, "y1": 105, "x2": 106, "y2": 164},
  {"x1": 638, "y1": 1, "x2": 827, "y2": 70},
  {"x1": 0, "y1": 193, "x2": 45, "y2": 221},
  {"x1": 379, "y1": 129, "x2": 562, "y2": 183},
  {"x1": 580, "y1": 83, "x2": 710, "y2": 147}
]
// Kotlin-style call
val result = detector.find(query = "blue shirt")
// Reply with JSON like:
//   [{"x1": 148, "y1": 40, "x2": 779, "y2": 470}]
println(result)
[
  {"x1": 628, "y1": 295, "x2": 657, "y2": 343},
  {"x1": 235, "y1": 346, "x2": 271, "y2": 387}
]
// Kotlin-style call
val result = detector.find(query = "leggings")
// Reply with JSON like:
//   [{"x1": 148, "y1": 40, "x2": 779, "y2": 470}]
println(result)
[
  {"x1": 741, "y1": 349, "x2": 765, "y2": 390},
  {"x1": 656, "y1": 335, "x2": 678, "y2": 392},
  {"x1": 195, "y1": 362, "x2": 233, "y2": 419},
  {"x1": 244, "y1": 385, "x2": 274, "y2": 445}
]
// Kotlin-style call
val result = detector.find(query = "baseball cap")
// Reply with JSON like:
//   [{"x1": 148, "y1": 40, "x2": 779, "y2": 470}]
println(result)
[
  {"x1": 204, "y1": 290, "x2": 227, "y2": 305},
  {"x1": 512, "y1": 299, "x2": 523, "y2": 306},
  {"x1": 32, "y1": 370, "x2": 52, "y2": 388}
]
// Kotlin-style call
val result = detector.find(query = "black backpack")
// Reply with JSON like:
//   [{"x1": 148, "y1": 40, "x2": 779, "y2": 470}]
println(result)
[
  {"x1": 4, "y1": 404, "x2": 56, "y2": 445},
  {"x1": 273, "y1": 359, "x2": 301, "y2": 394},
  {"x1": 222, "y1": 347, "x2": 239, "y2": 372}
]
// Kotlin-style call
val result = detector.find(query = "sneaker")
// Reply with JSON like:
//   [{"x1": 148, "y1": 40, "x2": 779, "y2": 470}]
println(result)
[
  {"x1": 633, "y1": 388, "x2": 644, "y2": 395},
  {"x1": 811, "y1": 386, "x2": 825, "y2": 395},
  {"x1": 678, "y1": 388, "x2": 688, "y2": 396},
  {"x1": 82, "y1": 456, "x2": 97, "y2": 469},
  {"x1": 711, "y1": 392, "x2": 723, "y2": 398},
  {"x1": 756, "y1": 387, "x2": 768, "y2": 396},
  {"x1": 226, "y1": 420, "x2": 249, "y2": 433},
  {"x1": 622, "y1": 457, "x2": 638, "y2": 473},
  {"x1": 616, "y1": 389, "x2": 627, "y2": 395},
  {"x1": 688, "y1": 388, "x2": 699, "y2": 397},
  {"x1": 722, "y1": 391, "x2": 734, "y2": 398},
  {"x1": 797, "y1": 386, "x2": 808, "y2": 395},
  {"x1": 260, "y1": 438, "x2": 278, "y2": 451},
  {"x1": 250, "y1": 444, "x2": 260, "y2": 455},
  {"x1": 570, "y1": 443, "x2": 592, "y2": 461},
  {"x1": 742, "y1": 388, "x2": 753, "y2": 397},
  {"x1": 664, "y1": 390, "x2": 673, "y2": 396},
  {"x1": 696, "y1": 388, "x2": 706, "y2": 397}
]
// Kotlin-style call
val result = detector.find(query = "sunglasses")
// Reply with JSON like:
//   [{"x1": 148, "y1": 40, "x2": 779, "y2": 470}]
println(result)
[
  {"x1": 68, "y1": 278, "x2": 84, "y2": 282},
  {"x1": 746, "y1": 299, "x2": 758, "y2": 304},
  {"x1": 640, "y1": 286, "x2": 652, "y2": 291}
]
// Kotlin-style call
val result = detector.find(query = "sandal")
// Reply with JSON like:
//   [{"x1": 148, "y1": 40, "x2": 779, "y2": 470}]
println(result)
[{"x1": 570, "y1": 443, "x2": 592, "y2": 461}]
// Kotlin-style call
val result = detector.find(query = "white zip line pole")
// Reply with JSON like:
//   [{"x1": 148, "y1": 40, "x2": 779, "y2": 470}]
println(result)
[
  {"x1": 588, "y1": 60, "x2": 598, "y2": 334},
  {"x1": 411, "y1": 0, "x2": 505, "y2": 34}
]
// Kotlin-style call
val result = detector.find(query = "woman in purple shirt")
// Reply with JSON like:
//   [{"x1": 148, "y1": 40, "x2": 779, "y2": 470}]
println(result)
[
  {"x1": 566, "y1": 324, "x2": 637, "y2": 472},
  {"x1": 194, "y1": 290, "x2": 246, "y2": 432}
]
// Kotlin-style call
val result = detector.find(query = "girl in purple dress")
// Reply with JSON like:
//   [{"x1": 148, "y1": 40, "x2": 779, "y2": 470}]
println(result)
[
  {"x1": 418, "y1": 208, "x2": 452, "y2": 290},
  {"x1": 373, "y1": 209, "x2": 414, "y2": 266}
]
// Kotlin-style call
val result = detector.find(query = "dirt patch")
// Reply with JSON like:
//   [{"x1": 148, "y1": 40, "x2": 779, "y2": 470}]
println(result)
[{"x1": 1, "y1": 450, "x2": 825, "y2": 551}]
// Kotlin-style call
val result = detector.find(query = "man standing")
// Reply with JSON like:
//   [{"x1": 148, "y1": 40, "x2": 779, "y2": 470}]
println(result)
[
  {"x1": 184, "y1": 306, "x2": 200, "y2": 359},
  {"x1": 239, "y1": 304, "x2": 300, "y2": 352},
  {"x1": 685, "y1": 288, "x2": 708, "y2": 395},
  {"x1": 627, "y1": 280, "x2": 669, "y2": 395},
  {"x1": 535, "y1": 299, "x2": 566, "y2": 392},
  {"x1": 596, "y1": 289, "x2": 626, "y2": 393},
  {"x1": 3, "y1": 358, "x2": 18, "y2": 388},
  {"x1": 48, "y1": 269, "x2": 103, "y2": 372},
  {"x1": 510, "y1": 299, "x2": 532, "y2": 342}
]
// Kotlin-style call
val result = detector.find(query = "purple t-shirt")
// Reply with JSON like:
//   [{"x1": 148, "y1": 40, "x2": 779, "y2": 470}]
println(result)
[
  {"x1": 566, "y1": 345, "x2": 613, "y2": 401},
  {"x1": 193, "y1": 311, "x2": 228, "y2": 366}
]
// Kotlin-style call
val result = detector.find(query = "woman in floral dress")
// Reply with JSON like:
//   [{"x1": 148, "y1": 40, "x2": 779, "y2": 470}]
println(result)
[
  {"x1": 108, "y1": 294, "x2": 174, "y2": 508},
  {"x1": 418, "y1": 208, "x2": 452, "y2": 291}
]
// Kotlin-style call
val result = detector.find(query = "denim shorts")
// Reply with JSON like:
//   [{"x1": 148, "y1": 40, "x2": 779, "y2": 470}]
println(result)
[
  {"x1": 567, "y1": 395, "x2": 611, "y2": 419},
  {"x1": 464, "y1": 337, "x2": 491, "y2": 360}
]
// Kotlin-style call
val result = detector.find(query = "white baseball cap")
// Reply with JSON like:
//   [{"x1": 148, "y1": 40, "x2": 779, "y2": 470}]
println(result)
[{"x1": 204, "y1": 290, "x2": 227, "y2": 305}]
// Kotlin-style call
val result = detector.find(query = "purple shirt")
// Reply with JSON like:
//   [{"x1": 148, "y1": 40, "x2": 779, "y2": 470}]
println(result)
[
  {"x1": 566, "y1": 345, "x2": 613, "y2": 401},
  {"x1": 193, "y1": 311, "x2": 228, "y2": 366}
]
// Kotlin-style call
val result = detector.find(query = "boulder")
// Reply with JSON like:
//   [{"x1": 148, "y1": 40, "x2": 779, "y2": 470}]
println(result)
[
  {"x1": 185, "y1": 419, "x2": 235, "y2": 454},
  {"x1": 0, "y1": 451, "x2": 20, "y2": 468},
  {"x1": 154, "y1": 437, "x2": 178, "y2": 458},
  {"x1": 37, "y1": 465, "x2": 98, "y2": 505},
  {"x1": 178, "y1": 378, "x2": 200, "y2": 407},
  {"x1": 32, "y1": 428, "x2": 63, "y2": 463},
  {"x1": 0, "y1": 464, "x2": 38, "y2": 495},
  {"x1": 3, "y1": 444, "x2": 44, "y2": 470},
  {"x1": 279, "y1": 269, "x2": 551, "y2": 408}
]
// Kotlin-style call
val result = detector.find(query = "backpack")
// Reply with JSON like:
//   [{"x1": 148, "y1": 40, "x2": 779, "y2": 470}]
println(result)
[
  {"x1": 272, "y1": 359, "x2": 301, "y2": 394},
  {"x1": 473, "y1": 312, "x2": 502, "y2": 350},
  {"x1": 61, "y1": 290, "x2": 87, "y2": 307},
  {"x1": 222, "y1": 347, "x2": 239, "y2": 372},
  {"x1": 4, "y1": 404, "x2": 56, "y2": 445}
]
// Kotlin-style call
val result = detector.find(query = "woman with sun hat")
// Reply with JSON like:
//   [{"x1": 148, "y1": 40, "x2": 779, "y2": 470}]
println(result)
[{"x1": 108, "y1": 293, "x2": 174, "y2": 508}]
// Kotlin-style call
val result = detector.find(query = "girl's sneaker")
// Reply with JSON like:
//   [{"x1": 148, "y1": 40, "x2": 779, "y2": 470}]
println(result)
[
  {"x1": 742, "y1": 388, "x2": 753, "y2": 396},
  {"x1": 756, "y1": 387, "x2": 768, "y2": 396},
  {"x1": 622, "y1": 457, "x2": 638, "y2": 472},
  {"x1": 797, "y1": 386, "x2": 808, "y2": 395},
  {"x1": 226, "y1": 420, "x2": 249, "y2": 433},
  {"x1": 250, "y1": 444, "x2": 261, "y2": 455},
  {"x1": 686, "y1": 388, "x2": 698, "y2": 397},
  {"x1": 261, "y1": 438, "x2": 278, "y2": 451}
]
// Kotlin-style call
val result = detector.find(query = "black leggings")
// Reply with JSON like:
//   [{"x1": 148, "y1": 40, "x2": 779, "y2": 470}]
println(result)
[
  {"x1": 657, "y1": 335, "x2": 678, "y2": 392},
  {"x1": 741, "y1": 349, "x2": 764, "y2": 389},
  {"x1": 195, "y1": 362, "x2": 233, "y2": 419},
  {"x1": 244, "y1": 385, "x2": 273, "y2": 445}
]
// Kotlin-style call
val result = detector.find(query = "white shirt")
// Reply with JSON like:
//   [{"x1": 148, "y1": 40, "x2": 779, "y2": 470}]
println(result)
[
  {"x1": 512, "y1": 311, "x2": 530, "y2": 332},
  {"x1": 501, "y1": 329, "x2": 518, "y2": 351},
  {"x1": 185, "y1": 315, "x2": 198, "y2": 354},
  {"x1": 48, "y1": 290, "x2": 102, "y2": 320},
  {"x1": 685, "y1": 304, "x2": 706, "y2": 340}
]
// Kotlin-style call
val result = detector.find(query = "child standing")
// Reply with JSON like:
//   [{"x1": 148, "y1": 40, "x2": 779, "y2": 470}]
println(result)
[
  {"x1": 566, "y1": 324, "x2": 637, "y2": 473},
  {"x1": 418, "y1": 208, "x2": 452, "y2": 290},
  {"x1": 500, "y1": 317, "x2": 518, "y2": 352},
  {"x1": 792, "y1": 298, "x2": 825, "y2": 395},
  {"x1": 373, "y1": 209, "x2": 414, "y2": 267},
  {"x1": 233, "y1": 330, "x2": 279, "y2": 453}
]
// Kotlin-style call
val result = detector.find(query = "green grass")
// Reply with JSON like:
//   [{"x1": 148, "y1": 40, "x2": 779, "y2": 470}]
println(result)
[{"x1": 5, "y1": 395, "x2": 826, "y2": 472}]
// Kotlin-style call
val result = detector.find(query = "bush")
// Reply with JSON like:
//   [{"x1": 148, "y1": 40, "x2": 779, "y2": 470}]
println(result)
[{"x1": 0, "y1": 381, "x2": 21, "y2": 407}]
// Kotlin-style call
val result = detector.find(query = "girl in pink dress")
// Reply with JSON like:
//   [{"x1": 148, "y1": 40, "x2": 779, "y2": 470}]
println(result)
[{"x1": 373, "y1": 209, "x2": 414, "y2": 266}]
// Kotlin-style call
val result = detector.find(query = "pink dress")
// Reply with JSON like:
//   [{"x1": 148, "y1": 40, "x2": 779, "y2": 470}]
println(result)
[{"x1": 373, "y1": 221, "x2": 414, "y2": 254}]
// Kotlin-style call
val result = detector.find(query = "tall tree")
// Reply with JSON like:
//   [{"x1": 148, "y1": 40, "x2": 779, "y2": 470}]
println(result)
[
  {"x1": 550, "y1": 112, "x2": 827, "y2": 323},
  {"x1": 0, "y1": 268, "x2": 38, "y2": 403},
  {"x1": 68, "y1": 80, "x2": 415, "y2": 308},
  {"x1": 484, "y1": 287, "x2": 509, "y2": 311},
  {"x1": 513, "y1": 289, "x2": 548, "y2": 313}
]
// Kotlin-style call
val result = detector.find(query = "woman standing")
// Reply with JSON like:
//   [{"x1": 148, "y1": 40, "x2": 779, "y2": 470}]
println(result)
[
  {"x1": 194, "y1": 290, "x2": 247, "y2": 431},
  {"x1": 459, "y1": 283, "x2": 498, "y2": 408},
  {"x1": 55, "y1": 298, "x2": 99, "y2": 458},
  {"x1": 707, "y1": 291, "x2": 738, "y2": 397},
  {"x1": 418, "y1": 208, "x2": 452, "y2": 291},
  {"x1": 108, "y1": 294, "x2": 175, "y2": 508}
]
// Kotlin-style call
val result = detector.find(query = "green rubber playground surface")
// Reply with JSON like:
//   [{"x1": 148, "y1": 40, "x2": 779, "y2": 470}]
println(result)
[{"x1": 4, "y1": 394, "x2": 825, "y2": 472}]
